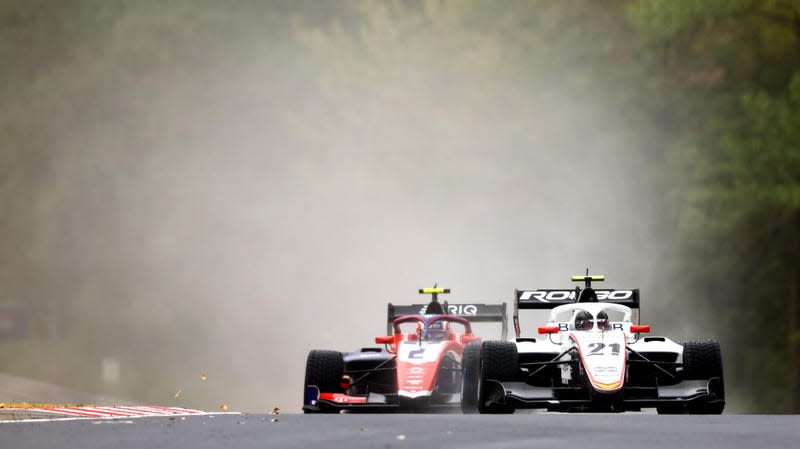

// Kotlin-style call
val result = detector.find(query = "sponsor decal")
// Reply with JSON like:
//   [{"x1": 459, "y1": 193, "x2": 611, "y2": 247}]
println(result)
[
  {"x1": 598, "y1": 291, "x2": 634, "y2": 300},
  {"x1": 447, "y1": 304, "x2": 478, "y2": 316},
  {"x1": 519, "y1": 290, "x2": 634, "y2": 302},
  {"x1": 519, "y1": 291, "x2": 573, "y2": 302},
  {"x1": 519, "y1": 291, "x2": 569, "y2": 301},
  {"x1": 418, "y1": 304, "x2": 479, "y2": 315}
]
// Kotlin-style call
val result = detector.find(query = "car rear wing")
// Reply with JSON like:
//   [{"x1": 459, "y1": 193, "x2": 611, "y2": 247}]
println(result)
[
  {"x1": 515, "y1": 289, "x2": 640, "y2": 309},
  {"x1": 386, "y1": 302, "x2": 508, "y2": 339},
  {"x1": 513, "y1": 288, "x2": 640, "y2": 337}
]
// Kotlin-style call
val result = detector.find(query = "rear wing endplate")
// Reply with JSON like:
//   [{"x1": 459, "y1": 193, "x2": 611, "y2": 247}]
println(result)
[{"x1": 386, "y1": 302, "x2": 508, "y2": 339}]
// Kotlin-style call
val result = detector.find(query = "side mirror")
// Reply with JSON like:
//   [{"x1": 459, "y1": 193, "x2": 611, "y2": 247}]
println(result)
[
  {"x1": 538, "y1": 326, "x2": 560, "y2": 334},
  {"x1": 375, "y1": 336, "x2": 394, "y2": 344},
  {"x1": 630, "y1": 325, "x2": 651, "y2": 334}
]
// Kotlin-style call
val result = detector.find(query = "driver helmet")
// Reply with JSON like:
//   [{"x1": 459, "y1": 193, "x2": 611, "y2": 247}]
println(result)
[
  {"x1": 574, "y1": 310, "x2": 593, "y2": 331},
  {"x1": 596, "y1": 310, "x2": 610, "y2": 330},
  {"x1": 425, "y1": 320, "x2": 448, "y2": 340}
]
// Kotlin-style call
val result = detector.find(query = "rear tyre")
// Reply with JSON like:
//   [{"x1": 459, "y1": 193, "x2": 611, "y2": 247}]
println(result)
[
  {"x1": 303, "y1": 350, "x2": 343, "y2": 414},
  {"x1": 460, "y1": 342, "x2": 482, "y2": 413},
  {"x1": 478, "y1": 340, "x2": 517, "y2": 414},
  {"x1": 682, "y1": 339, "x2": 725, "y2": 415}
]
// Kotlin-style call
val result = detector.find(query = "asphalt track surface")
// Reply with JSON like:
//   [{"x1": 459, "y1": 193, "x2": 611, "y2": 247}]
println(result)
[{"x1": 3, "y1": 413, "x2": 800, "y2": 449}]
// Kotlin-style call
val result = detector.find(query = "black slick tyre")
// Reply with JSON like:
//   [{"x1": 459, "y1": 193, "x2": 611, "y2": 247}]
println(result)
[
  {"x1": 477, "y1": 340, "x2": 517, "y2": 414},
  {"x1": 303, "y1": 350, "x2": 343, "y2": 413},
  {"x1": 460, "y1": 342, "x2": 482, "y2": 413},
  {"x1": 682, "y1": 339, "x2": 725, "y2": 414}
]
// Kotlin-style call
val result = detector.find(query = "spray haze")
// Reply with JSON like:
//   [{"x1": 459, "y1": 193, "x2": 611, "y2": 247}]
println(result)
[{"x1": 2, "y1": 2, "x2": 673, "y2": 411}]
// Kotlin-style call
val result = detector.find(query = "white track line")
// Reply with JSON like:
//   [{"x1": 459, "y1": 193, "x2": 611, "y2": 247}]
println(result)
[
  {"x1": 128, "y1": 406, "x2": 205, "y2": 415},
  {"x1": 30, "y1": 406, "x2": 207, "y2": 418},
  {"x1": 111, "y1": 406, "x2": 175, "y2": 416},
  {"x1": 0, "y1": 412, "x2": 241, "y2": 424},
  {"x1": 82, "y1": 407, "x2": 150, "y2": 417},
  {"x1": 7, "y1": 406, "x2": 225, "y2": 422},
  {"x1": 40, "y1": 408, "x2": 110, "y2": 417}
]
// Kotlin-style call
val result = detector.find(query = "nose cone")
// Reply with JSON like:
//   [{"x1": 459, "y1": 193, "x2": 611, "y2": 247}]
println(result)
[
  {"x1": 571, "y1": 331, "x2": 627, "y2": 393},
  {"x1": 395, "y1": 341, "x2": 449, "y2": 399},
  {"x1": 396, "y1": 361, "x2": 437, "y2": 398}
]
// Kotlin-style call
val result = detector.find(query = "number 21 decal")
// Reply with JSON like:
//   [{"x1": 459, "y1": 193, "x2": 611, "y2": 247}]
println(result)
[{"x1": 586, "y1": 342, "x2": 621, "y2": 356}]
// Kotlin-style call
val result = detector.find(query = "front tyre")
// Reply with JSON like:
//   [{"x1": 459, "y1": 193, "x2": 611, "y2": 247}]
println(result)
[
  {"x1": 303, "y1": 350, "x2": 343, "y2": 414},
  {"x1": 682, "y1": 339, "x2": 725, "y2": 414},
  {"x1": 460, "y1": 342, "x2": 482, "y2": 413},
  {"x1": 478, "y1": 340, "x2": 517, "y2": 414}
]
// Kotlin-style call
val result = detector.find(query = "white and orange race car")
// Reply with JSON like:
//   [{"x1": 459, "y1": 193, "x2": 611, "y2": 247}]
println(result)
[
  {"x1": 302, "y1": 287, "x2": 507, "y2": 413},
  {"x1": 461, "y1": 274, "x2": 725, "y2": 414}
]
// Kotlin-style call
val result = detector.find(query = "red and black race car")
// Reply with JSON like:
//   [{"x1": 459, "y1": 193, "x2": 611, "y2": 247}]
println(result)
[{"x1": 302, "y1": 287, "x2": 507, "y2": 413}]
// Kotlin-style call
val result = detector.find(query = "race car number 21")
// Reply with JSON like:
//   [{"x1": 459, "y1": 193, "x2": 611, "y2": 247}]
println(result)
[{"x1": 586, "y1": 343, "x2": 621, "y2": 356}]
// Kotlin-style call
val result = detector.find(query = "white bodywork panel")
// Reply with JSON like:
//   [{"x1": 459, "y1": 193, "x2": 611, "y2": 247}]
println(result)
[{"x1": 513, "y1": 302, "x2": 683, "y2": 392}]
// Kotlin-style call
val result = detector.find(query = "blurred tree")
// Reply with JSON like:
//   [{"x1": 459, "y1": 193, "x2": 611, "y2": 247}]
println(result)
[
  {"x1": 0, "y1": 0, "x2": 310, "y2": 400},
  {"x1": 289, "y1": 0, "x2": 658, "y2": 195},
  {"x1": 629, "y1": 0, "x2": 800, "y2": 412}
]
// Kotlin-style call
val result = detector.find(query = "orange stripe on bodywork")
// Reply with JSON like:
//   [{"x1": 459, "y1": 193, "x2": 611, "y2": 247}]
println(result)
[
  {"x1": 592, "y1": 380, "x2": 624, "y2": 390},
  {"x1": 569, "y1": 332, "x2": 626, "y2": 393}
]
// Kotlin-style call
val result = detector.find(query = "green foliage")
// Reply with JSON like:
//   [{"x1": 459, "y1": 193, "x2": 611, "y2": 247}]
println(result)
[
  {"x1": 677, "y1": 75, "x2": 800, "y2": 236},
  {"x1": 627, "y1": 0, "x2": 758, "y2": 43},
  {"x1": 631, "y1": 0, "x2": 800, "y2": 411}
]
